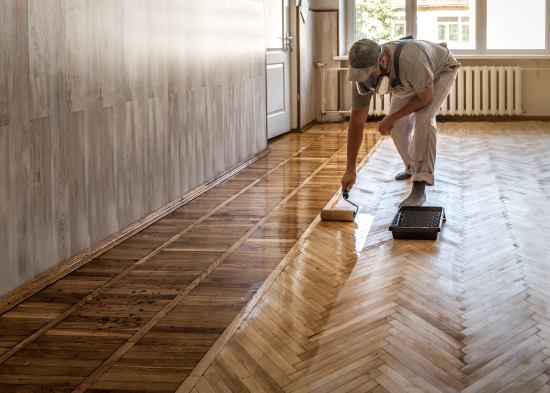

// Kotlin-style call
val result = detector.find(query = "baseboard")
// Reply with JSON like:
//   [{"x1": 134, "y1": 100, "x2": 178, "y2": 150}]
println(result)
[
  {"x1": 319, "y1": 120, "x2": 347, "y2": 124},
  {"x1": 301, "y1": 119, "x2": 318, "y2": 131},
  {"x1": 436, "y1": 115, "x2": 550, "y2": 122},
  {"x1": 364, "y1": 115, "x2": 550, "y2": 122},
  {"x1": 268, "y1": 131, "x2": 293, "y2": 143},
  {"x1": 0, "y1": 147, "x2": 273, "y2": 315},
  {"x1": 291, "y1": 119, "x2": 318, "y2": 133}
]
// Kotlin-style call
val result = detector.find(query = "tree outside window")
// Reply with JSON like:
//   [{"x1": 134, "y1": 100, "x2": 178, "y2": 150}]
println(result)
[{"x1": 355, "y1": 0, "x2": 405, "y2": 43}]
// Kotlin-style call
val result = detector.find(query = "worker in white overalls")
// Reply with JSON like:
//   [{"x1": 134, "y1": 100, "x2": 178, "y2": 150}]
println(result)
[{"x1": 341, "y1": 37, "x2": 460, "y2": 206}]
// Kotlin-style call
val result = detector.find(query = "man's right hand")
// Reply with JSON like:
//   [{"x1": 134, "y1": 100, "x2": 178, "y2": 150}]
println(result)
[{"x1": 341, "y1": 169, "x2": 357, "y2": 192}]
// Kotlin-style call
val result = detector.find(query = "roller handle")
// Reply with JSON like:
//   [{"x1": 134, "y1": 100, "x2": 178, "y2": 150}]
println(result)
[{"x1": 342, "y1": 191, "x2": 358, "y2": 218}]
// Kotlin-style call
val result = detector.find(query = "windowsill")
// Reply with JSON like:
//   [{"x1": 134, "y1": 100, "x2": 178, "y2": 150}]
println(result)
[
  {"x1": 454, "y1": 55, "x2": 550, "y2": 59},
  {"x1": 334, "y1": 54, "x2": 550, "y2": 61}
]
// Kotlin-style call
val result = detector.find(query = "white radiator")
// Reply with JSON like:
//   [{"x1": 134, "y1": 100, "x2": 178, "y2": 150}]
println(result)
[{"x1": 368, "y1": 66, "x2": 523, "y2": 116}]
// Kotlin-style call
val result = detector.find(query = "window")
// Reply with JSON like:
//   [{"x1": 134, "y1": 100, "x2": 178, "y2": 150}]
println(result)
[
  {"x1": 487, "y1": 0, "x2": 545, "y2": 49},
  {"x1": 348, "y1": 0, "x2": 550, "y2": 55},
  {"x1": 417, "y1": 1, "x2": 476, "y2": 49}
]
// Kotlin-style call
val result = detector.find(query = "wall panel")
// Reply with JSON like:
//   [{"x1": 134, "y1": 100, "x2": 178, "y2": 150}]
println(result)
[
  {"x1": 0, "y1": 0, "x2": 267, "y2": 297},
  {"x1": 314, "y1": 11, "x2": 339, "y2": 121},
  {"x1": 299, "y1": 11, "x2": 316, "y2": 128},
  {"x1": 299, "y1": 9, "x2": 339, "y2": 127}
]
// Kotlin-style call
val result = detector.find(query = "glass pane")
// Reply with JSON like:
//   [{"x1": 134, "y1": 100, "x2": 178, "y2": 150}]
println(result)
[
  {"x1": 487, "y1": 0, "x2": 545, "y2": 49},
  {"x1": 438, "y1": 24, "x2": 446, "y2": 40},
  {"x1": 417, "y1": 0, "x2": 476, "y2": 49},
  {"x1": 355, "y1": 0, "x2": 407, "y2": 44},
  {"x1": 449, "y1": 24, "x2": 459, "y2": 41},
  {"x1": 462, "y1": 24, "x2": 469, "y2": 42},
  {"x1": 265, "y1": 0, "x2": 283, "y2": 49}
]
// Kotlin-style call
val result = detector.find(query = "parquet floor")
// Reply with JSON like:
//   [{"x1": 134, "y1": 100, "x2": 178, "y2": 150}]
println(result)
[
  {"x1": 184, "y1": 121, "x2": 550, "y2": 393},
  {"x1": 2, "y1": 121, "x2": 550, "y2": 393},
  {"x1": 0, "y1": 122, "x2": 379, "y2": 392}
]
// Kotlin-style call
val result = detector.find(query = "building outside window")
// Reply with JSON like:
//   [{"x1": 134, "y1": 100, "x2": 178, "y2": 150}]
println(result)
[
  {"x1": 417, "y1": 1, "x2": 475, "y2": 49},
  {"x1": 436, "y1": 16, "x2": 469, "y2": 45}
]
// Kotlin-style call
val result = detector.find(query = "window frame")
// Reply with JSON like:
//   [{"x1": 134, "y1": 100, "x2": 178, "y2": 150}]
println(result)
[{"x1": 345, "y1": 0, "x2": 550, "y2": 56}]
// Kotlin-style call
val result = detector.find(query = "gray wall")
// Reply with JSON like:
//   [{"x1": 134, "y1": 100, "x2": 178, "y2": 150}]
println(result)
[{"x1": 0, "y1": 0, "x2": 267, "y2": 298}]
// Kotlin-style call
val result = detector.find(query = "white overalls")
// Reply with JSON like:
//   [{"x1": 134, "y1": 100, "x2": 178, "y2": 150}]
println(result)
[{"x1": 389, "y1": 67, "x2": 459, "y2": 185}]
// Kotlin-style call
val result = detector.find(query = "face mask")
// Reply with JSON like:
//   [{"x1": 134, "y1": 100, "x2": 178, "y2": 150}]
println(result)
[
  {"x1": 356, "y1": 52, "x2": 390, "y2": 96},
  {"x1": 376, "y1": 76, "x2": 390, "y2": 96},
  {"x1": 359, "y1": 74, "x2": 390, "y2": 96},
  {"x1": 364, "y1": 76, "x2": 375, "y2": 86}
]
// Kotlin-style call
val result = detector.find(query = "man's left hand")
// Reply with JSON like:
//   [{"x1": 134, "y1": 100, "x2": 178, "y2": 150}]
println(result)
[{"x1": 378, "y1": 114, "x2": 397, "y2": 136}]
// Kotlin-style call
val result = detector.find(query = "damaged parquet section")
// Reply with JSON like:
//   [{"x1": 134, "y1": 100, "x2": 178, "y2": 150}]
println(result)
[{"x1": 187, "y1": 122, "x2": 550, "y2": 393}]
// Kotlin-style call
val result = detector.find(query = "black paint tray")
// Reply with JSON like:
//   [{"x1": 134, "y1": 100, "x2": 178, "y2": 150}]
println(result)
[{"x1": 389, "y1": 206, "x2": 446, "y2": 240}]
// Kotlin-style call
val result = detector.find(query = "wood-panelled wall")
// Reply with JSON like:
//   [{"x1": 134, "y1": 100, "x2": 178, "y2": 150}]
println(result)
[
  {"x1": 299, "y1": 9, "x2": 338, "y2": 127},
  {"x1": 314, "y1": 11, "x2": 339, "y2": 122},
  {"x1": 299, "y1": 10, "x2": 316, "y2": 128},
  {"x1": 0, "y1": 0, "x2": 267, "y2": 297}
]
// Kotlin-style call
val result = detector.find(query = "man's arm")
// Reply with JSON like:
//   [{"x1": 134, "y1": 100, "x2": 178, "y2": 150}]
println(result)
[
  {"x1": 392, "y1": 85, "x2": 434, "y2": 120},
  {"x1": 341, "y1": 105, "x2": 369, "y2": 191},
  {"x1": 378, "y1": 84, "x2": 434, "y2": 135}
]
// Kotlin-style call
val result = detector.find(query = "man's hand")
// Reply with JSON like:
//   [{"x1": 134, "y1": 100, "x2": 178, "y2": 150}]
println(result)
[
  {"x1": 341, "y1": 169, "x2": 357, "y2": 192},
  {"x1": 378, "y1": 113, "x2": 397, "y2": 136}
]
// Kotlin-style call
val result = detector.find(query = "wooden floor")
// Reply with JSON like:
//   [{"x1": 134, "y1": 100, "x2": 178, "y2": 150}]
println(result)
[
  {"x1": 184, "y1": 121, "x2": 550, "y2": 393},
  {"x1": 0, "y1": 122, "x2": 379, "y2": 392},
  {"x1": 2, "y1": 121, "x2": 550, "y2": 393}
]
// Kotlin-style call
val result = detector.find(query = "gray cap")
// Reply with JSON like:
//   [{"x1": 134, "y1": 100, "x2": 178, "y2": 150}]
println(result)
[{"x1": 347, "y1": 39, "x2": 382, "y2": 82}]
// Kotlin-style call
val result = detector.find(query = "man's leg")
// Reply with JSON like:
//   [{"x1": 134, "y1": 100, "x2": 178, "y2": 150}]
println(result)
[
  {"x1": 400, "y1": 69, "x2": 459, "y2": 206},
  {"x1": 388, "y1": 95, "x2": 415, "y2": 180}
]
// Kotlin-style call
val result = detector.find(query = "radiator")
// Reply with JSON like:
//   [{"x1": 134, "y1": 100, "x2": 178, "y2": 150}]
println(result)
[{"x1": 368, "y1": 66, "x2": 523, "y2": 116}]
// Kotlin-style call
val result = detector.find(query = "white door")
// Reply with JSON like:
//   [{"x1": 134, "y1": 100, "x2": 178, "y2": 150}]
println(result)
[{"x1": 265, "y1": 0, "x2": 291, "y2": 139}]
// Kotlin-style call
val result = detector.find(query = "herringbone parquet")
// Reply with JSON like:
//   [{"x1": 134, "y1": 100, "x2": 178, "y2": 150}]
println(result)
[{"x1": 182, "y1": 121, "x2": 550, "y2": 393}]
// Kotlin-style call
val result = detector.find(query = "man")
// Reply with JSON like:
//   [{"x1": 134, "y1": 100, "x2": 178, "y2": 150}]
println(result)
[{"x1": 341, "y1": 38, "x2": 460, "y2": 206}]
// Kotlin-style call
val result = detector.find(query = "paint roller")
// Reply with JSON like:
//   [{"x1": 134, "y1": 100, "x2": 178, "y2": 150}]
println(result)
[{"x1": 320, "y1": 191, "x2": 359, "y2": 222}]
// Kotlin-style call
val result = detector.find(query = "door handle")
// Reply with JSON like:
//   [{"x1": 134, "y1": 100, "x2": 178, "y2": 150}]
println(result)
[
  {"x1": 284, "y1": 33, "x2": 293, "y2": 52},
  {"x1": 277, "y1": 34, "x2": 294, "y2": 52}
]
